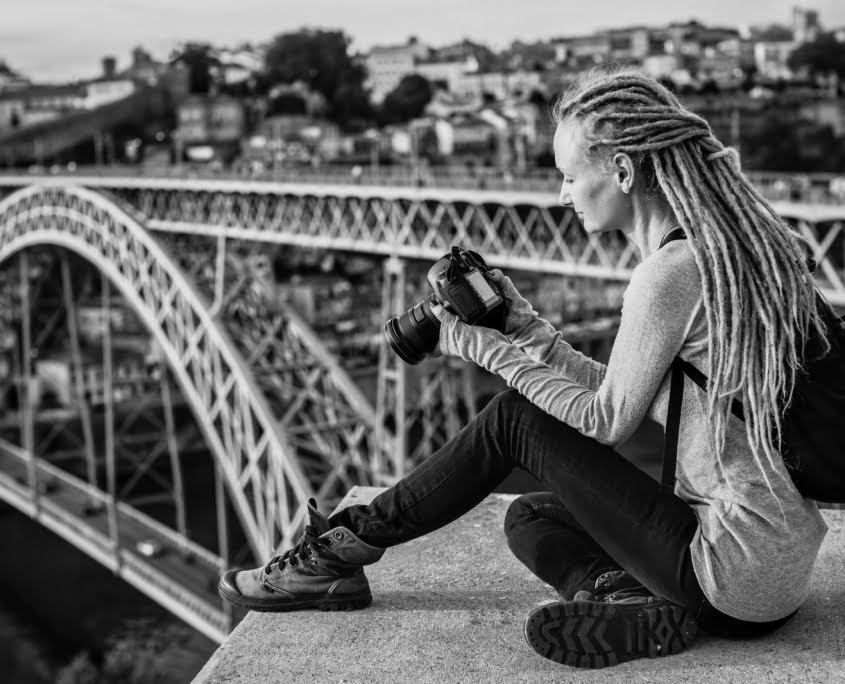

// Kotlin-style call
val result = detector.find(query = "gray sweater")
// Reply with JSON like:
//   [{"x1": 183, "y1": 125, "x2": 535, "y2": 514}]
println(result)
[{"x1": 439, "y1": 240, "x2": 827, "y2": 621}]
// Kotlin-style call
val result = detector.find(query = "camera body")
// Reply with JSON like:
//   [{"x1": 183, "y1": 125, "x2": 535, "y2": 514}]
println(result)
[
  {"x1": 427, "y1": 247, "x2": 504, "y2": 327},
  {"x1": 384, "y1": 246, "x2": 505, "y2": 365}
]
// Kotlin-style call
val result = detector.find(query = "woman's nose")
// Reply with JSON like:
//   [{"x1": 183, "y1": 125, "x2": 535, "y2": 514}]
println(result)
[{"x1": 558, "y1": 185, "x2": 573, "y2": 207}]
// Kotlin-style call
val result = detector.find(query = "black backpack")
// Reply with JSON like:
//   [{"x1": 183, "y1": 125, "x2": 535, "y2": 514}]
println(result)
[{"x1": 659, "y1": 229, "x2": 845, "y2": 503}]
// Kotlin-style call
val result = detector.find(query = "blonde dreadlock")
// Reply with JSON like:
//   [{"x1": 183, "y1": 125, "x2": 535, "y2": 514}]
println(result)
[{"x1": 553, "y1": 68, "x2": 828, "y2": 491}]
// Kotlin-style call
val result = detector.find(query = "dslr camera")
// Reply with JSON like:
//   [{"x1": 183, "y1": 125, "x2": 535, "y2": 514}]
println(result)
[{"x1": 384, "y1": 246, "x2": 506, "y2": 365}]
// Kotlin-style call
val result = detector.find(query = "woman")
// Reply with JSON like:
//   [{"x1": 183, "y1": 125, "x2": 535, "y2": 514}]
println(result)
[{"x1": 219, "y1": 69, "x2": 828, "y2": 668}]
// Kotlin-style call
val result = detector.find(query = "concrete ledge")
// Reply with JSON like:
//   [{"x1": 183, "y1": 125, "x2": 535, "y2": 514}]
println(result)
[{"x1": 195, "y1": 487, "x2": 845, "y2": 683}]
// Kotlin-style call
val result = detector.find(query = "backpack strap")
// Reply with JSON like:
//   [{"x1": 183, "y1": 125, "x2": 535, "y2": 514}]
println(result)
[
  {"x1": 658, "y1": 227, "x2": 686, "y2": 249},
  {"x1": 660, "y1": 358, "x2": 746, "y2": 493},
  {"x1": 661, "y1": 359, "x2": 685, "y2": 493},
  {"x1": 673, "y1": 360, "x2": 745, "y2": 421}
]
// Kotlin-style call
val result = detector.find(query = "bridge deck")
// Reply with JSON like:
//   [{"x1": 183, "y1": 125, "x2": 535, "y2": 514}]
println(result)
[
  {"x1": 0, "y1": 438, "x2": 229, "y2": 642},
  {"x1": 195, "y1": 486, "x2": 845, "y2": 683}
]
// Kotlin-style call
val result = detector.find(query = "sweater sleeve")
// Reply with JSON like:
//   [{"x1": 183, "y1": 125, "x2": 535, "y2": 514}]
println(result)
[
  {"x1": 513, "y1": 316, "x2": 608, "y2": 392},
  {"x1": 492, "y1": 273, "x2": 607, "y2": 391},
  {"x1": 439, "y1": 248, "x2": 701, "y2": 446}
]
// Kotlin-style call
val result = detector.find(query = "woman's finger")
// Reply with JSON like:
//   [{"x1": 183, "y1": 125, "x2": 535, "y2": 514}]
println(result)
[{"x1": 430, "y1": 302, "x2": 451, "y2": 322}]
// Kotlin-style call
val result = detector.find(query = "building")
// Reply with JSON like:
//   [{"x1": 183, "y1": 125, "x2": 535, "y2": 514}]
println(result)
[
  {"x1": 0, "y1": 62, "x2": 30, "y2": 92},
  {"x1": 0, "y1": 78, "x2": 136, "y2": 134},
  {"x1": 84, "y1": 79, "x2": 136, "y2": 108},
  {"x1": 216, "y1": 44, "x2": 265, "y2": 87},
  {"x1": 365, "y1": 39, "x2": 429, "y2": 103},
  {"x1": 800, "y1": 98, "x2": 845, "y2": 136},
  {"x1": 452, "y1": 69, "x2": 544, "y2": 102},
  {"x1": 432, "y1": 114, "x2": 499, "y2": 163},
  {"x1": 792, "y1": 7, "x2": 821, "y2": 44},
  {"x1": 660, "y1": 21, "x2": 741, "y2": 57},
  {"x1": 175, "y1": 96, "x2": 245, "y2": 162},
  {"x1": 754, "y1": 40, "x2": 796, "y2": 80},
  {"x1": 366, "y1": 38, "x2": 493, "y2": 104},
  {"x1": 698, "y1": 47, "x2": 744, "y2": 87},
  {"x1": 415, "y1": 53, "x2": 479, "y2": 94},
  {"x1": 0, "y1": 93, "x2": 25, "y2": 132},
  {"x1": 606, "y1": 27, "x2": 652, "y2": 60},
  {"x1": 554, "y1": 34, "x2": 611, "y2": 63},
  {"x1": 249, "y1": 114, "x2": 341, "y2": 164}
]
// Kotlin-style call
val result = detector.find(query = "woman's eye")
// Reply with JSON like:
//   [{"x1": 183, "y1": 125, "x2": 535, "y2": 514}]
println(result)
[{"x1": 564, "y1": 177, "x2": 574, "y2": 184}]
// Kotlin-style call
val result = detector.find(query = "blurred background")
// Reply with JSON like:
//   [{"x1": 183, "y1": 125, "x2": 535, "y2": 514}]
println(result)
[{"x1": 1, "y1": 2, "x2": 844, "y2": 682}]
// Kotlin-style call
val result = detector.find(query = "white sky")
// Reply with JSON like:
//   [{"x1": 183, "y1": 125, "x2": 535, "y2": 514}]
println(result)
[{"x1": 4, "y1": 0, "x2": 845, "y2": 82}]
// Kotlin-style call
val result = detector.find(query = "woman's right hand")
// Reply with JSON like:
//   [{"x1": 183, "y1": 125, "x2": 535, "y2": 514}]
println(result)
[{"x1": 486, "y1": 269, "x2": 540, "y2": 338}]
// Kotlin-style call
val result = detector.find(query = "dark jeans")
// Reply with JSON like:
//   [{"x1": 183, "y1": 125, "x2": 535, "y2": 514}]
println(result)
[{"x1": 330, "y1": 389, "x2": 795, "y2": 638}]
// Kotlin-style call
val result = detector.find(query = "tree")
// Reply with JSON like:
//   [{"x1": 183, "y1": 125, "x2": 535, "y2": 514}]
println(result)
[
  {"x1": 740, "y1": 110, "x2": 845, "y2": 172},
  {"x1": 268, "y1": 92, "x2": 308, "y2": 116},
  {"x1": 331, "y1": 82, "x2": 375, "y2": 131},
  {"x1": 788, "y1": 33, "x2": 845, "y2": 81},
  {"x1": 698, "y1": 79, "x2": 720, "y2": 95},
  {"x1": 263, "y1": 29, "x2": 373, "y2": 128},
  {"x1": 379, "y1": 74, "x2": 433, "y2": 125},
  {"x1": 170, "y1": 42, "x2": 219, "y2": 95}
]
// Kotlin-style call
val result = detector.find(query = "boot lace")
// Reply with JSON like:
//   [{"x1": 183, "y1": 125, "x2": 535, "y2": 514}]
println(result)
[
  {"x1": 265, "y1": 524, "x2": 330, "y2": 572},
  {"x1": 575, "y1": 571, "x2": 653, "y2": 603}
]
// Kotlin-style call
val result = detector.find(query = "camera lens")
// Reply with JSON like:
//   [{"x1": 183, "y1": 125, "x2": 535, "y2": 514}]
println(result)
[{"x1": 384, "y1": 295, "x2": 441, "y2": 365}]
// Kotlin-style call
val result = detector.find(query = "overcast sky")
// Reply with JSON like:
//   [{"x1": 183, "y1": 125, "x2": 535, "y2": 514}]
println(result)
[{"x1": 4, "y1": 0, "x2": 845, "y2": 82}]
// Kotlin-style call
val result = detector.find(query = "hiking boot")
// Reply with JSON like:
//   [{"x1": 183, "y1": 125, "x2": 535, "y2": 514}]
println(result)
[
  {"x1": 524, "y1": 570, "x2": 698, "y2": 668},
  {"x1": 218, "y1": 498, "x2": 385, "y2": 612}
]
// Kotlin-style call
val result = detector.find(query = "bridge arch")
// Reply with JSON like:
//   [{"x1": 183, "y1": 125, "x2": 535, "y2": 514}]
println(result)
[{"x1": 0, "y1": 183, "x2": 315, "y2": 557}]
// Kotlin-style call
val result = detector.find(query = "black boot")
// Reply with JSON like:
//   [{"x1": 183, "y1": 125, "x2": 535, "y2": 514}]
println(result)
[
  {"x1": 218, "y1": 498, "x2": 385, "y2": 612},
  {"x1": 524, "y1": 570, "x2": 698, "y2": 668}
]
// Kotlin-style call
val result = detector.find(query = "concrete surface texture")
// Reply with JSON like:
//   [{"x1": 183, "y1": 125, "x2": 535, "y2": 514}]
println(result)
[{"x1": 195, "y1": 486, "x2": 845, "y2": 683}]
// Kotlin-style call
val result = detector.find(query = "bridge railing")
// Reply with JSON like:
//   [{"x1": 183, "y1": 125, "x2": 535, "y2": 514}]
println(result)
[{"x1": 5, "y1": 165, "x2": 844, "y2": 204}]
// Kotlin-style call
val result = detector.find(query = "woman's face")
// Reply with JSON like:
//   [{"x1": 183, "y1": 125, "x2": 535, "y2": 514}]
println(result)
[{"x1": 553, "y1": 119, "x2": 632, "y2": 234}]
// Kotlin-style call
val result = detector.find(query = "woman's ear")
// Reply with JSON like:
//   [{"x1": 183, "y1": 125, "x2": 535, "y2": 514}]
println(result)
[{"x1": 612, "y1": 153, "x2": 635, "y2": 194}]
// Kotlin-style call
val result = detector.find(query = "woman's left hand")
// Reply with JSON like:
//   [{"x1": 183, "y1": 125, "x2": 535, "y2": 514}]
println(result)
[{"x1": 431, "y1": 302, "x2": 511, "y2": 365}]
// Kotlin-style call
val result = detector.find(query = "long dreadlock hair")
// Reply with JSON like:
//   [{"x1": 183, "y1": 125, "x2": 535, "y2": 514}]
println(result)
[{"x1": 553, "y1": 68, "x2": 828, "y2": 490}]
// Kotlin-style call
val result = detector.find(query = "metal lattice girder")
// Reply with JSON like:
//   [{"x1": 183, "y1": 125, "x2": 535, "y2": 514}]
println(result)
[
  {"x1": 2, "y1": 177, "x2": 841, "y2": 303},
  {"x1": 0, "y1": 176, "x2": 641, "y2": 280},
  {"x1": 151, "y1": 233, "x2": 392, "y2": 502},
  {"x1": 775, "y1": 202, "x2": 845, "y2": 305},
  {"x1": 0, "y1": 184, "x2": 315, "y2": 557}
]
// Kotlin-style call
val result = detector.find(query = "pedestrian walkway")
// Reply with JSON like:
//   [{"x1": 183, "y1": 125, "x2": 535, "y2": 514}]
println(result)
[{"x1": 194, "y1": 486, "x2": 845, "y2": 683}]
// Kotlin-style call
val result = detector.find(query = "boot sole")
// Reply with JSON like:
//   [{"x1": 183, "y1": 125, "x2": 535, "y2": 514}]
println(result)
[
  {"x1": 523, "y1": 600, "x2": 697, "y2": 668},
  {"x1": 218, "y1": 583, "x2": 372, "y2": 612}
]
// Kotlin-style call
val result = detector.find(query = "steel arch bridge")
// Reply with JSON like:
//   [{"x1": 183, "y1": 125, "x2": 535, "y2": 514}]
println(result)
[
  {"x1": 0, "y1": 175, "x2": 843, "y2": 644},
  {"x1": 0, "y1": 183, "x2": 393, "y2": 642}
]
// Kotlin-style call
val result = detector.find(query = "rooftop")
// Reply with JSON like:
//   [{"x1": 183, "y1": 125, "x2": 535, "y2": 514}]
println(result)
[{"x1": 195, "y1": 486, "x2": 845, "y2": 683}]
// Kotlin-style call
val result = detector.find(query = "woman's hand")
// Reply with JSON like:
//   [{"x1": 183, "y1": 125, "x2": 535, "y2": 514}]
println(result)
[
  {"x1": 431, "y1": 302, "x2": 511, "y2": 365},
  {"x1": 485, "y1": 269, "x2": 540, "y2": 339}
]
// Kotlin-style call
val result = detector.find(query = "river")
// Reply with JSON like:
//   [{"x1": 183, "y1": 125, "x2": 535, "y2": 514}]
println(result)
[{"x1": 0, "y1": 502, "x2": 216, "y2": 684}]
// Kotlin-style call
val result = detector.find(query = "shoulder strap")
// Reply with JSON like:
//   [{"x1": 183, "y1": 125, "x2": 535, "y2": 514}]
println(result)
[
  {"x1": 660, "y1": 358, "x2": 686, "y2": 493},
  {"x1": 658, "y1": 227, "x2": 686, "y2": 249},
  {"x1": 660, "y1": 358, "x2": 746, "y2": 493},
  {"x1": 675, "y1": 359, "x2": 745, "y2": 421}
]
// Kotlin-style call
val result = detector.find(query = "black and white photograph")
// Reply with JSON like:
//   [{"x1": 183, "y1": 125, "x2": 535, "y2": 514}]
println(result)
[{"x1": 1, "y1": 1, "x2": 844, "y2": 682}]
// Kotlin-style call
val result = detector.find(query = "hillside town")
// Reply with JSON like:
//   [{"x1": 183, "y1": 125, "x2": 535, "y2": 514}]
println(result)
[{"x1": 1, "y1": 6, "x2": 845, "y2": 179}]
